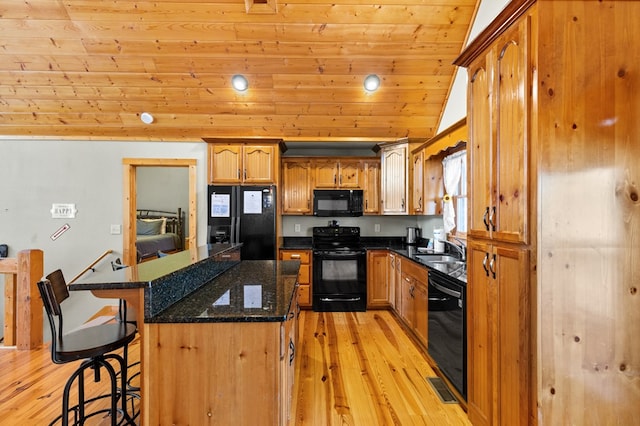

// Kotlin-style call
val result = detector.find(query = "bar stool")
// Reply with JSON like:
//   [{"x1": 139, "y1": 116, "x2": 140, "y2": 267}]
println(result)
[{"x1": 38, "y1": 270, "x2": 137, "y2": 426}]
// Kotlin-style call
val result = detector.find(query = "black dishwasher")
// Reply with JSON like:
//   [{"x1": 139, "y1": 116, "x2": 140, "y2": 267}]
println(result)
[{"x1": 427, "y1": 271, "x2": 466, "y2": 400}]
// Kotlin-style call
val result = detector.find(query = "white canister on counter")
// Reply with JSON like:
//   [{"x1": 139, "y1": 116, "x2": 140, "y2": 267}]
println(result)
[{"x1": 433, "y1": 228, "x2": 445, "y2": 253}]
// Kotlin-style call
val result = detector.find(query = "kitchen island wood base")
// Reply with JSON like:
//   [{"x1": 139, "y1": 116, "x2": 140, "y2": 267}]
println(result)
[{"x1": 143, "y1": 315, "x2": 298, "y2": 425}]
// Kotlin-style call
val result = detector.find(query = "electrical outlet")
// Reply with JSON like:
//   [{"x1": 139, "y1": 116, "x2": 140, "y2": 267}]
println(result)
[
  {"x1": 294, "y1": 224, "x2": 301, "y2": 233},
  {"x1": 374, "y1": 224, "x2": 380, "y2": 233},
  {"x1": 110, "y1": 224, "x2": 121, "y2": 235}
]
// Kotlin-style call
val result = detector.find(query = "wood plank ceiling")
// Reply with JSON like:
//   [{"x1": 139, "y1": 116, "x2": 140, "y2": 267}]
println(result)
[{"x1": 0, "y1": 0, "x2": 476, "y2": 142}]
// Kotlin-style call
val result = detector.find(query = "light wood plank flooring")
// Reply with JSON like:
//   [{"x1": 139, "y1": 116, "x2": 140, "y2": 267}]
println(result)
[{"x1": 0, "y1": 310, "x2": 470, "y2": 425}]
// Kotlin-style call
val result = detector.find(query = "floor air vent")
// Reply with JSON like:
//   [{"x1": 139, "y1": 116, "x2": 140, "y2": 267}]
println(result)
[{"x1": 426, "y1": 377, "x2": 458, "y2": 404}]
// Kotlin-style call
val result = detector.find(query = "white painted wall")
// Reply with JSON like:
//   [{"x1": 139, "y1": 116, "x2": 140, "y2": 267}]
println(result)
[
  {"x1": 0, "y1": 139, "x2": 208, "y2": 336},
  {"x1": 438, "y1": 0, "x2": 512, "y2": 132}
]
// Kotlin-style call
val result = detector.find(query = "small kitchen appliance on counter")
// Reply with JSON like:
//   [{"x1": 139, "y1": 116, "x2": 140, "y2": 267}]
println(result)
[{"x1": 406, "y1": 227, "x2": 421, "y2": 245}]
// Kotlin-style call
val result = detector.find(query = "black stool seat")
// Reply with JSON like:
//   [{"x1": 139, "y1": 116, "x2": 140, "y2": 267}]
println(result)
[
  {"x1": 54, "y1": 322, "x2": 136, "y2": 363},
  {"x1": 39, "y1": 269, "x2": 138, "y2": 426}
]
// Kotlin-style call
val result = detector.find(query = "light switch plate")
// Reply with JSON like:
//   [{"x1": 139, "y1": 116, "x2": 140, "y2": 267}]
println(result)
[{"x1": 110, "y1": 224, "x2": 122, "y2": 235}]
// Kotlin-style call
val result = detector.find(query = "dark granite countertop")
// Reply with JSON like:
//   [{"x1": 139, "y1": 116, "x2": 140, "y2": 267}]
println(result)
[
  {"x1": 281, "y1": 235, "x2": 467, "y2": 284},
  {"x1": 148, "y1": 260, "x2": 300, "y2": 323},
  {"x1": 69, "y1": 243, "x2": 245, "y2": 319}
]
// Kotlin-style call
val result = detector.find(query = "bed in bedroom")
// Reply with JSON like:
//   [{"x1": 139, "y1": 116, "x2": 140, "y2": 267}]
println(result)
[{"x1": 136, "y1": 208, "x2": 185, "y2": 262}]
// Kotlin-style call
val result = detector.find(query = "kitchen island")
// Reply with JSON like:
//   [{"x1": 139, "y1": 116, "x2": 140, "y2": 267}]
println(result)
[{"x1": 69, "y1": 246, "x2": 301, "y2": 426}]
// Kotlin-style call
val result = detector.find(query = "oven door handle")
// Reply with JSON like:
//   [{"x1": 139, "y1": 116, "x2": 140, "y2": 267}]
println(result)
[
  {"x1": 430, "y1": 280, "x2": 461, "y2": 299},
  {"x1": 319, "y1": 297, "x2": 362, "y2": 302}
]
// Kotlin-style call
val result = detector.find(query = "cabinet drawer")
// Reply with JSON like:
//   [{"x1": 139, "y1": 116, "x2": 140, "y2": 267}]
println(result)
[{"x1": 281, "y1": 251, "x2": 310, "y2": 263}]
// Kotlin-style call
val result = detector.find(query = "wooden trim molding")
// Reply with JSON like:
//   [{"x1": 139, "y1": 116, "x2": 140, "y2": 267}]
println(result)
[{"x1": 454, "y1": 0, "x2": 536, "y2": 67}]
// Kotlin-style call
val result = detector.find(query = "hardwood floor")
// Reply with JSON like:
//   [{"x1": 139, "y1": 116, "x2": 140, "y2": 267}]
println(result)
[
  {"x1": 0, "y1": 310, "x2": 470, "y2": 425},
  {"x1": 292, "y1": 311, "x2": 470, "y2": 426}
]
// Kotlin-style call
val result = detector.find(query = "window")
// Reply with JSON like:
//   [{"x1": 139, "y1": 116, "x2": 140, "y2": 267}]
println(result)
[
  {"x1": 442, "y1": 150, "x2": 467, "y2": 235},
  {"x1": 455, "y1": 151, "x2": 467, "y2": 234}
]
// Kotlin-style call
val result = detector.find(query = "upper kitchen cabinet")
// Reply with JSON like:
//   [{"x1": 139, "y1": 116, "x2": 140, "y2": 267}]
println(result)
[
  {"x1": 281, "y1": 158, "x2": 313, "y2": 215},
  {"x1": 380, "y1": 142, "x2": 409, "y2": 214},
  {"x1": 314, "y1": 159, "x2": 361, "y2": 189},
  {"x1": 410, "y1": 149, "x2": 425, "y2": 214},
  {"x1": 206, "y1": 140, "x2": 279, "y2": 185},
  {"x1": 363, "y1": 159, "x2": 381, "y2": 214},
  {"x1": 466, "y1": 19, "x2": 529, "y2": 244},
  {"x1": 410, "y1": 119, "x2": 466, "y2": 216}
]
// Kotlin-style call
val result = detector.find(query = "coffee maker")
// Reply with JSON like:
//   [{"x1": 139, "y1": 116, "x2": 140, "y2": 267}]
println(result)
[{"x1": 406, "y1": 227, "x2": 421, "y2": 245}]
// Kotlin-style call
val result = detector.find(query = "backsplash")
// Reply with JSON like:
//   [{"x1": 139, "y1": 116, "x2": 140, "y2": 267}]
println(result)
[{"x1": 281, "y1": 215, "x2": 444, "y2": 238}]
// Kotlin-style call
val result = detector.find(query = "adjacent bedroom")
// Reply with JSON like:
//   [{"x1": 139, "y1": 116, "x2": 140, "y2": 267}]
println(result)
[{"x1": 135, "y1": 166, "x2": 189, "y2": 263}]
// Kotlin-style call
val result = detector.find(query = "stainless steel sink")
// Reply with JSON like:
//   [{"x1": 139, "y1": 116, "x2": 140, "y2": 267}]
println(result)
[{"x1": 413, "y1": 253, "x2": 467, "y2": 283}]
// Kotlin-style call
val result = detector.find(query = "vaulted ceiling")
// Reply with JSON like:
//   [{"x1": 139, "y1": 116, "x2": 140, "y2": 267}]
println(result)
[{"x1": 0, "y1": 0, "x2": 477, "y2": 142}]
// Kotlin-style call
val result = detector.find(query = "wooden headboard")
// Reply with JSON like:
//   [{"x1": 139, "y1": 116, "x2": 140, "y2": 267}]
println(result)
[{"x1": 136, "y1": 207, "x2": 184, "y2": 250}]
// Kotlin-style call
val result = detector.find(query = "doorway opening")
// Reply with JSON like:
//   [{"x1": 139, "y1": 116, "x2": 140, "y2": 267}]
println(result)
[{"x1": 123, "y1": 159, "x2": 197, "y2": 267}]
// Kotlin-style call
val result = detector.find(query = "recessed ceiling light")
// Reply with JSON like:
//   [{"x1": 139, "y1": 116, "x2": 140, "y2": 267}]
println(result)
[
  {"x1": 140, "y1": 112, "x2": 154, "y2": 124},
  {"x1": 231, "y1": 74, "x2": 249, "y2": 92},
  {"x1": 364, "y1": 74, "x2": 381, "y2": 92}
]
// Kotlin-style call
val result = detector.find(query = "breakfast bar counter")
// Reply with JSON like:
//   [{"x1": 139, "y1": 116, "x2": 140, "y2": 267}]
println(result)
[{"x1": 69, "y1": 245, "x2": 301, "y2": 426}]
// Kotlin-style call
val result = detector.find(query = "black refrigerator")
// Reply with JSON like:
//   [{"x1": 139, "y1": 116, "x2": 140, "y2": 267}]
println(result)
[{"x1": 207, "y1": 185, "x2": 277, "y2": 260}]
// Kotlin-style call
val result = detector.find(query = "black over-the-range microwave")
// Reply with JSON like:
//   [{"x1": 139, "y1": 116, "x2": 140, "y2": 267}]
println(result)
[{"x1": 313, "y1": 189, "x2": 364, "y2": 217}]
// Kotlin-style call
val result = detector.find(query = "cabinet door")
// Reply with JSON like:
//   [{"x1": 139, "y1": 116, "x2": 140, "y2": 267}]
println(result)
[
  {"x1": 394, "y1": 255, "x2": 402, "y2": 310},
  {"x1": 493, "y1": 24, "x2": 529, "y2": 244},
  {"x1": 381, "y1": 144, "x2": 408, "y2": 214},
  {"x1": 243, "y1": 145, "x2": 275, "y2": 183},
  {"x1": 413, "y1": 279, "x2": 428, "y2": 348},
  {"x1": 367, "y1": 250, "x2": 390, "y2": 308},
  {"x1": 424, "y1": 155, "x2": 444, "y2": 215},
  {"x1": 399, "y1": 274, "x2": 414, "y2": 326},
  {"x1": 468, "y1": 22, "x2": 529, "y2": 244},
  {"x1": 466, "y1": 239, "x2": 496, "y2": 426},
  {"x1": 411, "y1": 150, "x2": 425, "y2": 214},
  {"x1": 209, "y1": 144, "x2": 242, "y2": 183},
  {"x1": 467, "y1": 54, "x2": 493, "y2": 240},
  {"x1": 314, "y1": 160, "x2": 339, "y2": 188},
  {"x1": 363, "y1": 160, "x2": 380, "y2": 214},
  {"x1": 280, "y1": 297, "x2": 297, "y2": 425},
  {"x1": 338, "y1": 160, "x2": 361, "y2": 188},
  {"x1": 467, "y1": 239, "x2": 530, "y2": 426},
  {"x1": 282, "y1": 159, "x2": 312, "y2": 214},
  {"x1": 494, "y1": 244, "x2": 530, "y2": 426}
]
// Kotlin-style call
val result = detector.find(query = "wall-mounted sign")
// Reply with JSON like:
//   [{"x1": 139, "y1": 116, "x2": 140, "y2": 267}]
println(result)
[{"x1": 50, "y1": 203, "x2": 77, "y2": 219}]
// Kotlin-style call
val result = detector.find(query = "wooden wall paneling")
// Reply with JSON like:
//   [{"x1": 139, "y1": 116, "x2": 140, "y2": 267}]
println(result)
[{"x1": 536, "y1": 1, "x2": 640, "y2": 424}]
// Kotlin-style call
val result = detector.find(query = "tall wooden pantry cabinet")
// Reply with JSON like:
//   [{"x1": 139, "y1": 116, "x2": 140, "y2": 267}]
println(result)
[{"x1": 455, "y1": 0, "x2": 640, "y2": 425}]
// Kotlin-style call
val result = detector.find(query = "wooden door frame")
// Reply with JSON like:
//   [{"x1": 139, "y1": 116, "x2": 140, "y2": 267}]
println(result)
[{"x1": 122, "y1": 158, "x2": 197, "y2": 267}]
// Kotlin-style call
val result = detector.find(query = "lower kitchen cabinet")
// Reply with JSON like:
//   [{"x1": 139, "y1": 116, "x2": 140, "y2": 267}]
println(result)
[
  {"x1": 367, "y1": 250, "x2": 391, "y2": 308},
  {"x1": 280, "y1": 249, "x2": 312, "y2": 308},
  {"x1": 143, "y1": 295, "x2": 298, "y2": 426},
  {"x1": 467, "y1": 239, "x2": 530, "y2": 426},
  {"x1": 396, "y1": 257, "x2": 428, "y2": 349}
]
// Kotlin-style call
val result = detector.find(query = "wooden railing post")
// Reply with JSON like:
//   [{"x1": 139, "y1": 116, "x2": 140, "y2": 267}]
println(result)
[
  {"x1": 16, "y1": 249, "x2": 44, "y2": 350},
  {"x1": 3, "y1": 268, "x2": 17, "y2": 345}
]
